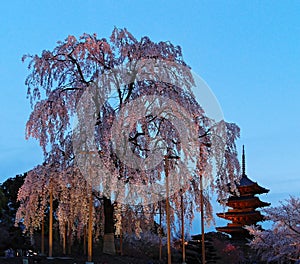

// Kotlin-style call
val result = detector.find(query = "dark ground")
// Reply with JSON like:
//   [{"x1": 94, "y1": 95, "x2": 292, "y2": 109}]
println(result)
[
  {"x1": 0, "y1": 255, "x2": 165, "y2": 264},
  {"x1": 0, "y1": 232, "x2": 260, "y2": 264}
]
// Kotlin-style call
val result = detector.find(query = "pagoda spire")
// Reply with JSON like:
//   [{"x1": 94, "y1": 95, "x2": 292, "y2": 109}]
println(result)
[{"x1": 242, "y1": 145, "x2": 246, "y2": 176}]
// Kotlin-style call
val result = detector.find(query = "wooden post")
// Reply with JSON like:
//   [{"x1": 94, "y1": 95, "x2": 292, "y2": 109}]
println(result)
[
  {"x1": 49, "y1": 184, "x2": 53, "y2": 257},
  {"x1": 63, "y1": 223, "x2": 66, "y2": 255},
  {"x1": 88, "y1": 188, "x2": 93, "y2": 262},
  {"x1": 181, "y1": 189, "x2": 186, "y2": 263},
  {"x1": 83, "y1": 225, "x2": 87, "y2": 256},
  {"x1": 68, "y1": 220, "x2": 72, "y2": 254},
  {"x1": 159, "y1": 201, "x2": 162, "y2": 261},
  {"x1": 200, "y1": 174, "x2": 205, "y2": 264},
  {"x1": 41, "y1": 216, "x2": 45, "y2": 255},
  {"x1": 165, "y1": 157, "x2": 171, "y2": 264},
  {"x1": 120, "y1": 231, "x2": 123, "y2": 256}
]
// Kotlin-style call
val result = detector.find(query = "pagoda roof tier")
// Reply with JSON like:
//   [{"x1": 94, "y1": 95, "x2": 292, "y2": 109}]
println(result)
[
  {"x1": 227, "y1": 175, "x2": 269, "y2": 195},
  {"x1": 237, "y1": 175, "x2": 269, "y2": 195},
  {"x1": 217, "y1": 210, "x2": 263, "y2": 218},
  {"x1": 216, "y1": 226, "x2": 247, "y2": 233},
  {"x1": 227, "y1": 223, "x2": 244, "y2": 227},
  {"x1": 217, "y1": 211, "x2": 264, "y2": 224},
  {"x1": 216, "y1": 226, "x2": 249, "y2": 238},
  {"x1": 227, "y1": 196, "x2": 271, "y2": 209}
]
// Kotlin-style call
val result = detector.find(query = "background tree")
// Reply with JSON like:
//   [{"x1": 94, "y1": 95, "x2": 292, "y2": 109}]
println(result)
[
  {"x1": 1, "y1": 174, "x2": 25, "y2": 223},
  {"x1": 17, "y1": 28, "x2": 240, "y2": 252},
  {"x1": 247, "y1": 196, "x2": 300, "y2": 263},
  {"x1": 0, "y1": 188, "x2": 6, "y2": 219},
  {"x1": 0, "y1": 174, "x2": 29, "y2": 252}
]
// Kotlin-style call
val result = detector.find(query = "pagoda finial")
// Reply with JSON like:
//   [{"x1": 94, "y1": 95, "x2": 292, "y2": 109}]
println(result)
[{"x1": 242, "y1": 145, "x2": 246, "y2": 176}]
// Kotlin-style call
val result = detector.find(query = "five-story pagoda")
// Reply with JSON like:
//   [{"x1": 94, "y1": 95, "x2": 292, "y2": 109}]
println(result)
[{"x1": 216, "y1": 146, "x2": 270, "y2": 239}]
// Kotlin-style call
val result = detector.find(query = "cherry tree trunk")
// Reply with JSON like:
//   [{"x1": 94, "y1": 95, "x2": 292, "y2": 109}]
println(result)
[{"x1": 103, "y1": 197, "x2": 115, "y2": 255}]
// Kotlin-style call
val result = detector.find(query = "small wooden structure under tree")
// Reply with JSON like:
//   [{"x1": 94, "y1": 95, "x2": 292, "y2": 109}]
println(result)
[{"x1": 216, "y1": 146, "x2": 270, "y2": 239}]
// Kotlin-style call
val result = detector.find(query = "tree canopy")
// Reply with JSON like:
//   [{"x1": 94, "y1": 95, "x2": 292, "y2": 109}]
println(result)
[{"x1": 16, "y1": 28, "x2": 240, "y2": 242}]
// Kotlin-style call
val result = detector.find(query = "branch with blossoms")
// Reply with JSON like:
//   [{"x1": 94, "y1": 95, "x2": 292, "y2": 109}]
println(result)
[{"x1": 246, "y1": 196, "x2": 300, "y2": 263}]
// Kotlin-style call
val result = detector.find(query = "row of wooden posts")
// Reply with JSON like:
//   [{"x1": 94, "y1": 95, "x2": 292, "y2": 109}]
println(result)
[
  {"x1": 165, "y1": 157, "x2": 206, "y2": 264},
  {"x1": 43, "y1": 183, "x2": 94, "y2": 262},
  {"x1": 42, "y1": 157, "x2": 206, "y2": 264}
]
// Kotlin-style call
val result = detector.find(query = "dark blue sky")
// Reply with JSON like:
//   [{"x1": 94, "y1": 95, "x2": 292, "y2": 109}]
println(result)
[{"x1": 1, "y1": 0, "x2": 300, "y2": 232}]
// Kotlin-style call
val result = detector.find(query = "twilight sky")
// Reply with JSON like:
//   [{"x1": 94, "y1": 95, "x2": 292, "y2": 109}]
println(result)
[{"x1": 1, "y1": 1, "x2": 300, "y2": 232}]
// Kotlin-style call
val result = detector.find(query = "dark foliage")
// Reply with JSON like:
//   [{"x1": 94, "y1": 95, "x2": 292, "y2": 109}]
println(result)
[{"x1": 0, "y1": 174, "x2": 29, "y2": 254}]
